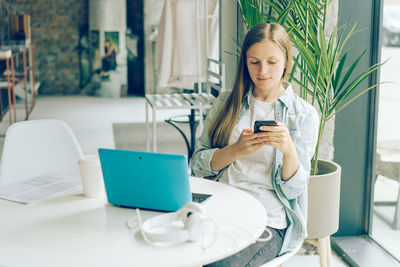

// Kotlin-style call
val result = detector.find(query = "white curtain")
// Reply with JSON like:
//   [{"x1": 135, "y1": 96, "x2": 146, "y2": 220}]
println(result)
[{"x1": 156, "y1": 0, "x2": 219, "y2": 90}]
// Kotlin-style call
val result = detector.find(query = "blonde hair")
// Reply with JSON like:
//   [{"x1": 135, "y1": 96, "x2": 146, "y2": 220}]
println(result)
[{"x1": 209, "y1": 23, "x2": 293, "y2": 148}]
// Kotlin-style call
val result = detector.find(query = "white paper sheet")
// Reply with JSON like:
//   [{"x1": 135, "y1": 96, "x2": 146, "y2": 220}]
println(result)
[{"x1": 0, "y1": 173, "x2": 82, "y2": 204}]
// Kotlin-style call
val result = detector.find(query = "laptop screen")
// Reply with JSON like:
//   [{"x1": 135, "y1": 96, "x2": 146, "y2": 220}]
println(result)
[{"x1": 99, "y1": 148, "x2": 193, "y2": 212}]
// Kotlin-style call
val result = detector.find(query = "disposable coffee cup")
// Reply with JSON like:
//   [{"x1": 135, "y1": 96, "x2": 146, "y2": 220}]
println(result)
[{"x1": 78, "y1": 155, "x2": 105, "y2": 198}]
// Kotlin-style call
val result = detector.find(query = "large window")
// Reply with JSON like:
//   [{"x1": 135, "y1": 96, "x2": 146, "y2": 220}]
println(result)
[{"x1": 371, "y1": 0, "x2": 400, "y2": 261}]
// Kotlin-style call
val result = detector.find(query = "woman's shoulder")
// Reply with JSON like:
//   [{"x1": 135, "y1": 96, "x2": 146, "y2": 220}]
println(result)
[
  {"x1": 285, "y1": 87, "x2": 318, "y2": 117},
  {"x1": 284, "y1": 88, "x2": 319, "y2": 135},
  {"x1": 294, "y1": 95, "x2": 317, "y2": 114}
]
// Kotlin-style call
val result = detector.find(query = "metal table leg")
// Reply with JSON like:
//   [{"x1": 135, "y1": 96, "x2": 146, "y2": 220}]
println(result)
[
  {"x1": 145, "y1": 100, "x2": 150, "y2": 152},
  {"x1": 152, "y1": 105, "x2": 157, "y2": 152},
  {"x1": 189, "y1": 109, "x2": 197, "y2": 159}
]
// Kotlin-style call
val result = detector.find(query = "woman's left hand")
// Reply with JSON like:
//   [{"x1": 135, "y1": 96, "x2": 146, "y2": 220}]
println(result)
[
  {"x1": 257, "y1": 122, "x2": 296, "y2": 156},
  {"x1": 258, "y1": 122, "x2": 299, "y2": 180}
]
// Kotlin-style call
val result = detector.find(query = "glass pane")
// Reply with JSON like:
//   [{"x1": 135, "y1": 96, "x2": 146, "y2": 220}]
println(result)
[{"x1": 371, "y1": 1, "x2": 400, "y2": 261}]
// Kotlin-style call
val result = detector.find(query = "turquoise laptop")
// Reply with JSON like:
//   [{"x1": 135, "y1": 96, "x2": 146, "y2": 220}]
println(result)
[{"x1": 98, "y1": 148, "x2": 192, "y2": 212}]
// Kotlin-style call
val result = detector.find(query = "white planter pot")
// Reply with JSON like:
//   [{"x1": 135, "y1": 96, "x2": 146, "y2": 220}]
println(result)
[{"x1": 307, "y1": 160, "x2": 342, "y2": 239}]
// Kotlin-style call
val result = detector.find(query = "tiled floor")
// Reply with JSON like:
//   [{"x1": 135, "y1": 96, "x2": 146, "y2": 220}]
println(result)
[{"x1": 0, "y1": 95, "x2": 349, "y2": 267}]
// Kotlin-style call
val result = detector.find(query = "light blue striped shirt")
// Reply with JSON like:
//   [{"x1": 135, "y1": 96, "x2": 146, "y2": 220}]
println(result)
[{"x1": 191, "y1": 83, "x2": 319, "y2": 255}]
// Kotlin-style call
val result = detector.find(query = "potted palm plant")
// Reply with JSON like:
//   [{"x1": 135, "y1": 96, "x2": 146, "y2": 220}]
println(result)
[
  {"x1": 238, "y1": 0, "x2": 384, "y2": 173},
  {"x1": 237, "y1": 0, "x2": 385, "y2": 263}
]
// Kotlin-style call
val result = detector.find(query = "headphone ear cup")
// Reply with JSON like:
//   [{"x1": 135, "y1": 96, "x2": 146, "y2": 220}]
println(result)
[
  {"x1": 186, "y1": 213, "x2": 205, "y2": 242},
  {"x1": 181, "y1": 202, "x2": 205, "y2": 214},
  {"x1": 137, "y1": 202, "x2": 209, "y2": 246},
  {"x1": 178, "y1": 202, "x2": 205, "y2": 223}
]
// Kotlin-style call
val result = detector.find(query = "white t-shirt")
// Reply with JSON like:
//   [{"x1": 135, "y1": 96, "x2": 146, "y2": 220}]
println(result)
[{"x1": 219, "y1": 97, "x2": 287, "y2": 229}]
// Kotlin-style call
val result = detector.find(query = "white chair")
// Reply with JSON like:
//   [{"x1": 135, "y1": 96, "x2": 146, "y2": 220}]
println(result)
[
  {"x1": 0, "y1": 119, "x2": 84, "y2": 185},
  {"x1": 260, "y1": 240, "x2": 303, "y2": 267},
  {"x1": 261, "y1": 179, "x2": 309, "y2": 266}
]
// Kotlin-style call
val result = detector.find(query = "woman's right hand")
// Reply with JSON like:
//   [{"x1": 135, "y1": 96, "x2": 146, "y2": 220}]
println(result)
[
  {"x1": 210, "y1": 128, "x2": 262, "y2": 171},
  {"x1": 233, "y1": 128, "x2": 264, "y2": 157}
]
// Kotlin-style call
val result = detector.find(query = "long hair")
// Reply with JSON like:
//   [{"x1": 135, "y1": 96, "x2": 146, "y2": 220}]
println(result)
[{"x1": 209, "y1": 23, "x2": 293, "y2": 148}]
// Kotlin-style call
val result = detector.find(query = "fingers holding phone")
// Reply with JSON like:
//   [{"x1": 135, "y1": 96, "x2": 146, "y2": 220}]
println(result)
[
  {"x1": 233, "y1": 128, "x2": 264, "y2": 157},
  {"x1": 254, "y1": 120, "x2": 295, "y2": 155}
]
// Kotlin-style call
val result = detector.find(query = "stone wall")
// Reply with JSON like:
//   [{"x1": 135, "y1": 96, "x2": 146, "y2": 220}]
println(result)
[
  {"x1": 0, "y1": 0, "x2": 16, "y2": 44},
  {"x1": 319, "y1": 0, "x2": 338, "y2": 161},
  {"x1": 6, "y1": 0, "x2": 89, "y2": 94}
]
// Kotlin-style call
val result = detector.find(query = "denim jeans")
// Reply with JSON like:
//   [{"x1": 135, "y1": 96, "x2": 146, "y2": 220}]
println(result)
[{"x1": 205, "y1": 227, "x2": 286, "y2": 267}]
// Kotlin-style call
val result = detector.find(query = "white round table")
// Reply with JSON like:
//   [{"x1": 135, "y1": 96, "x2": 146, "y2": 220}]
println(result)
[{"x1": 0, "y1": 177, "x2": 267, "y2": 267}]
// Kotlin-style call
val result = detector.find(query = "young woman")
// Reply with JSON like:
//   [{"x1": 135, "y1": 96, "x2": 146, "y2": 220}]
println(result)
[{"x1": 191, "y1": 23, "x2": 319, "y2": 266}]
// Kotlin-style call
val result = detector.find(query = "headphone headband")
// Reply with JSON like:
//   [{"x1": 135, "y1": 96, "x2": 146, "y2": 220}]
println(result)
[
  {"x1": 139, "y1": 202, "x2": 207, "y2": 246},
  {"x1": 141, "y1": 212, "x2": 190, "y2": 244}
]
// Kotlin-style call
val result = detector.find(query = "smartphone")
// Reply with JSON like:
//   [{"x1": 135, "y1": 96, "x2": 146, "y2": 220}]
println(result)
[{"x1": 254, "y1": 120, "x2": 278, "y2": 133}]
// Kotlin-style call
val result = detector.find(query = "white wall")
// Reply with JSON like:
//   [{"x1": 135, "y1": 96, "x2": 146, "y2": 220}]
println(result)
[
  {"x1": 144, "y1": 0, "x2": 164, "y2": 94},
  {"x1": 220, "y1": 0, "x2": 239, "y2": 90}
]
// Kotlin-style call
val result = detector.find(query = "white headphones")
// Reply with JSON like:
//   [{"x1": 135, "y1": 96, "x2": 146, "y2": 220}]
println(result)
[
  {"x1": 128, "y1": 202, "x2": 215, "y2": 247},
  {"x1": 127, "y1": 202, "x2": 272, "y2": 248}
]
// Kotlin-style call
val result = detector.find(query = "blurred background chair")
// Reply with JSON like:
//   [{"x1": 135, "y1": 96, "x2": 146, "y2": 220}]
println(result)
[
  {"x1": 0, "y1": 119, "x2": 84, "y2": 185},
  {"x1": 145, "y1": 57, "x2": 225, "y2": 159},
  {"x1": 146, "y1": 0, "x2": 221, "y2": 160},
  {"x1": 374, "y1": 140, "x2": 400, "y2": 230}
]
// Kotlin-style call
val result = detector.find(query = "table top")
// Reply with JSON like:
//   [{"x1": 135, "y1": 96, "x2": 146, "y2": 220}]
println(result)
[{"x1": 0, "y1": 177, "x2": 267, "y2": 267}]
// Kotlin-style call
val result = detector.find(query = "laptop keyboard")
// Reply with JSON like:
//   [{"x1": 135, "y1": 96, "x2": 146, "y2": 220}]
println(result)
[{"x1": 192, "y1": 193, "x2": 212, "y2": 203}]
